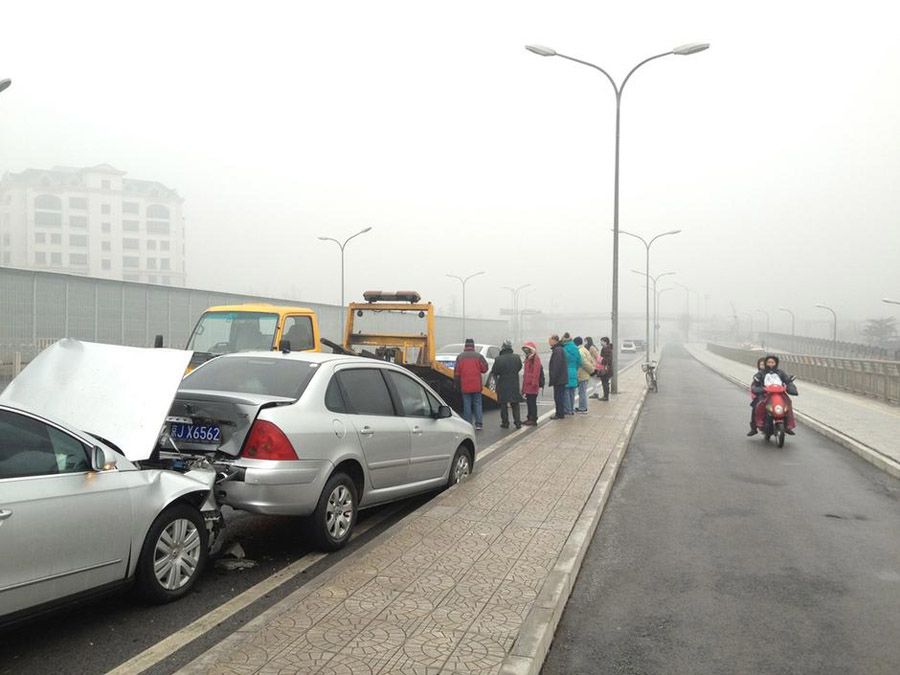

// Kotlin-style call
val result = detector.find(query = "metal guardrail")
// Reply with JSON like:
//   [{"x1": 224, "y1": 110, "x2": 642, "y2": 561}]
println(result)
[
  {"x1": 759, "y1": 332, "x2": 900, "y2": 361},
  {"x1": 707, "y1": 343, "x2": 900, "y2": 405}
]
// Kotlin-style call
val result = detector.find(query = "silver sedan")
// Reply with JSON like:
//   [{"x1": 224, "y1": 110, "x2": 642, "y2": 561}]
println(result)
[{"x1": 167, "y1": 351, "x2": 477, "y2": 550}]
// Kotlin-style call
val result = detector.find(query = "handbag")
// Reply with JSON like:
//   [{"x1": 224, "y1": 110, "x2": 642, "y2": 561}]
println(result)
[{"x1": 595, "y1": 356, "x2": 608, "y2": 375}]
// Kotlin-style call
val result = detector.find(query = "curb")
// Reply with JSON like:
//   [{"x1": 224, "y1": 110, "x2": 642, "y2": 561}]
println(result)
[
  {"x1": 686, "y1": 348, "x2": 900, "y2": 480},
  {"x1": 499, "y1": 361, "x2": 652, "y2": 675}
]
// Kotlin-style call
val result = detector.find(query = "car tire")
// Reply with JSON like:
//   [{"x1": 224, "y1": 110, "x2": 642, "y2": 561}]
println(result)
[
  {"x1": 312, "y1": 472, "x2": 358, "y2": 552},
  {"x1": 447, "y1": 445, "x2": 473, "y2": 489},
  {"x1": 136, "y1": 503, "x2": 208, "y2": 604}
]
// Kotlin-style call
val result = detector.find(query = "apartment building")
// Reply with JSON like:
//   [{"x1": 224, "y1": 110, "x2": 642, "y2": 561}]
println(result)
[{"x1": 0, "y1": 163, "x2": 186, "y2": 285}]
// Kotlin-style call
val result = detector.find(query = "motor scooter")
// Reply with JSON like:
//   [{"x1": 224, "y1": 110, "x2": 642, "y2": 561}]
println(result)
[{"x1": 762, "y1": 383, "x2": 791, "y2": 447}]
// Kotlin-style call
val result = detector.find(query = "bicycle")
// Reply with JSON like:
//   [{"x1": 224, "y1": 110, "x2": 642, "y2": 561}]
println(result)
[{"x1": 642, "y1": 361, "x2": 658, "y2": 393}]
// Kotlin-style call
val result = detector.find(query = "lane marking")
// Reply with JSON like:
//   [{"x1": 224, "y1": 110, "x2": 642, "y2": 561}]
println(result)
[{"x1": 106, "y1": 507, "x2": 398, "y2": 675}]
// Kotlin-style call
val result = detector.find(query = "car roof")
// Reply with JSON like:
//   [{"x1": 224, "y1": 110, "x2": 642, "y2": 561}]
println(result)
[
  {"x1": 211, "y1": 350, "x2": 413, "y2": 369},
  {"x1": 202, "y1": 303, "x2": 315, "y2": 315}
]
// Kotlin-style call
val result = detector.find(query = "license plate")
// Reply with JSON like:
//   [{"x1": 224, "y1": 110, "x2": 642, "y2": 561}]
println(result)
[{"x1": 169, "y1": 423, "x2": 221, "y2": 444}]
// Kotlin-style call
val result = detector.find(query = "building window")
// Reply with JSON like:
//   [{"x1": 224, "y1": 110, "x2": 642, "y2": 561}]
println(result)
[
  {"x1": 102, "y1": 222, "x2": 111, "y2": 233},
  {"x1": 123, "y1": 273, "x2": 139, "y2": 282},
  {"x1": 69, "y1": 234, "x2": 88, "y2": 247},
  {"x1": 101, "y1": 259, "x2": 111, "y2": 270},
  {"x1": 146, "y1": 257, "x2": 157, "y2": 270},
  {"x1": 146, "y1": 240, "x2": 156, "y2": 250},
  {"x1": 146, "y1": 221, "x2": 169, "y2": 235},
  {"x1": 35, "y1": 252, "x2": 47, "y2": 264},
  {"x1": 101, "y1": 203, "x2": 111, "y2": 214},
  {"x1": 160, "y1": 240, "x2": 170, "y2": 251},
  {"x1": 123, "y1": 201, "x2": 140, "y2": 214},
  {"x1": 35, "y1": 211, "x2": 62, "y2": 227},
  {"x1": 123, "y1": 220, "x2": 139, "y2": 232},
  {"x1": 147, "y1": 274, "x2": 157, "y2": 283},
  {"x1": 35, "y1": 233, "x2": 46, "y2": 244},
  {"x1": 69, "y1": 215, "x2": 88, "y2": 228},
  {"x1": 69, "y1": 197, "x2": 88, "y2": 209},
  {"x1": 160, "y1": 275, "x2": 170, "y2": 285},
  {"x1": 101, "y1": 180, "x2": 111, "y2": 190},
  {"x1": 50, "y1": 233, "x2": 62, "y2": 245},
  {"x1": 146, "y1": 204, "x2": 170, "y2": 219},
  {"x1": 51, "y1": 252, "x2": 62, "y2": 265},
  {"x1": 69, "y1": 253, "x2": 88, "y2": 266},
  {"x1": 123, "y1": 238, "x2": 139, "y2": 250},
  {"x1": 35, "y1": 194, "x2": 62, "y2": 210},
  {"x1": 159, "y1": 258, "x2": 170, "y2": 270},
  {"x1": 101, "y1": 241, "x2": 111, "y2": 251},
  {"x1": 123, "y1": 256, "x2": 139, "y2": 268}
]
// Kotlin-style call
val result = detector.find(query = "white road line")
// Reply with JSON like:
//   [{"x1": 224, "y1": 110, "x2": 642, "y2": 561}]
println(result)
[{"x1": 106, "y1": 508, "x2": 397, "y2": 675}]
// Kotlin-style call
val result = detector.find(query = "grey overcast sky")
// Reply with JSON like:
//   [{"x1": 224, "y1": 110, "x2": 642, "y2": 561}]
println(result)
[{"x1": 2, "y1": 0, "x2": 899, "y2": 330}]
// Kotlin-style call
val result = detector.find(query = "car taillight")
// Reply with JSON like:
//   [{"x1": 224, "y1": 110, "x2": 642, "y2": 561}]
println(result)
[{"x1": 240, "y1": 420, "x2": 297, "y2": 460}]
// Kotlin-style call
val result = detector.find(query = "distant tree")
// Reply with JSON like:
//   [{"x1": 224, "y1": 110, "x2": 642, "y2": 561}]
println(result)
[{"x1": 861, "y1": 317, "x2": 897, "y2": 345}]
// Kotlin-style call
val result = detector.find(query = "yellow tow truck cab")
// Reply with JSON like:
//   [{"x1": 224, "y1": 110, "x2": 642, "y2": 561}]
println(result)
[{"x1": 185, "y1": 303, "x2": 320, "y2": 371}]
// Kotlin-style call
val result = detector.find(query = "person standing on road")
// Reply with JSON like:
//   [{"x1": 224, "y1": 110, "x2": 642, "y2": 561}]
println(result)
[
  {"x1": 521, "y1": 341, "x2": 544, "y2": 426},
  {"x1": 548, "y1": 335, "x2": 568, "y2": 420},
  {"x1": 574, "y1": 336, "x2": 593, "y2": 413},
  {"x1": 491, "y1": 340, "x2": 523, "y2": 429},
  {"x1": 590, "y1": 336, "x2": 613, "y2": 401},
  {"x1": 562, "y1": 332, "x2": 580, "y2": 415},
  {"x1": 453, "y1": 338, "x2": 488, "y2": 430}
]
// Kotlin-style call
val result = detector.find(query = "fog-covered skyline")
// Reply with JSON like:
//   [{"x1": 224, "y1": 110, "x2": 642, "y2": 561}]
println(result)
[{"x1": 1, "y1": 0, "x2": 898, "y2": 333}]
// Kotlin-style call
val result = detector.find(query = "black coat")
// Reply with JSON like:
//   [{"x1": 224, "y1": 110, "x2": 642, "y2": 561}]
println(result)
[
  {"x1": 491, "y1": 348, "x2": 523, "y2": 403},
  {"x1": 548, "y1": 343, "x2": 568, "y2": 386}
]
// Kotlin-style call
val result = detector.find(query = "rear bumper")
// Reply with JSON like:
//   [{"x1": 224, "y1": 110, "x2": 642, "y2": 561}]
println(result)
[{"x1": 214, "y1": 458, "x2": 332, "y2": 516}]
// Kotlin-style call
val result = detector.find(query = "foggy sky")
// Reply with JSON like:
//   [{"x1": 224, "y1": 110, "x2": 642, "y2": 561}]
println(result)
[{"x1": 1, "y1": 0, "x2": 899, "y2": 332}]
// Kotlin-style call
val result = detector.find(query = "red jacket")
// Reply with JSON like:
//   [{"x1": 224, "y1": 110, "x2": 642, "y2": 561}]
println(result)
[
  {"x1": 454, "y1": 348, "x2": 488, "y2": 394},
  {"x1": 521, "y1": 344, "x2": 544, "y2": 395}
]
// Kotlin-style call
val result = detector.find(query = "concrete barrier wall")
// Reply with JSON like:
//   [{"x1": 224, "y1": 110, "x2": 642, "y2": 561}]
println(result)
[{"x1": 707, "y1": 342, "x2": 900, "y2": 404}]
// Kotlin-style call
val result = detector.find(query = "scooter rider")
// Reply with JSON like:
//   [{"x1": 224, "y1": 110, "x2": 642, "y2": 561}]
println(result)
[{"x1": 750, "y1": 354, "x2": 798, "y2": 435}]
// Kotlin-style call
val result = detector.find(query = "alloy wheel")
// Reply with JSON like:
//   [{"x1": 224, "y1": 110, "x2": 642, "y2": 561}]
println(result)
[
  {"x1": 453, "y1": 452, "x2": 471, "y2": 484},
  {"x1": 326, "y1": 484, "x2": 354, "y2": 540},
  {"x1": 153, "y1": 518, "x2": 202, "y2": 591}
]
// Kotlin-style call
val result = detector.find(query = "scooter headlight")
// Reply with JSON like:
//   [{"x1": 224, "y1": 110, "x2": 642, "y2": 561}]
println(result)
[{"x1": 774, "y1": 405, "x2": 784, "y2": 415}]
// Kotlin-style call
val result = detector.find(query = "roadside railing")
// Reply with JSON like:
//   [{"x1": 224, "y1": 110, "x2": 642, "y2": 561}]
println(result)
[{"x1": 707, "y1": 343, "x2": 900, "y2": 405}]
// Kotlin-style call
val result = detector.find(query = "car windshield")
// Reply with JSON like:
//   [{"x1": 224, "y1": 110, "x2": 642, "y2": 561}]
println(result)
[
  {"x1": 181, "y1": 356, "x2": 318, "y2": 399},
  {"x1": 438, "y1": 344, "x2": 466, "y2": 354},
  {"x1": 186, "y1": 311, "x2": 278, "y2": 354}
]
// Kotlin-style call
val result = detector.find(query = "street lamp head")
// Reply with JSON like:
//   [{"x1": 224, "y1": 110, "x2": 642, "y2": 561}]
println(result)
[
  {"x1": 672, "y1": 43, "x2": 710, "y2": 55},
  {"x1": 316, "y1": 236, "x2": 329, "y2": 241},
  {"x1": 665, "y1": 229, "x2": 682, "y2": 236},
  {"x1": 0, "y1": 79, "x2": 12, "y2": 94},
  {"x1": 815, "y1": 303, "x2": 829, "y2": 310},
  {"x1": 525, "y1": 44, "x2": 557, "y2": 57},
  {"x1": 360, "y1": 226, "x2": 373, "y2": 234}
]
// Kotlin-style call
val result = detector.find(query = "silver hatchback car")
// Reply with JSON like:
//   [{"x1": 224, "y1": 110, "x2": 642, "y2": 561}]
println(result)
[{"x1": 166, "y1": 351, "x2": 476, "y2": 550}]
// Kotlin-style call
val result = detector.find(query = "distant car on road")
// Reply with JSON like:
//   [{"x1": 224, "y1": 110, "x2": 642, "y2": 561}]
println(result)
[
  {"x1": 631, "y1": 339, "x2": 647, "y2": 351},
  {"x1": 0, "y1": 340, "x2": 220, "y2": 627},
  {"x1": 435, "y1": 343, "x2": 500, "y2": 387},
  {"x1": 621, "y1": 341, "x2": 637, "y2": 353},
  {"x1": 167, "y1": 350, "x2": 477, "y2": 551}
]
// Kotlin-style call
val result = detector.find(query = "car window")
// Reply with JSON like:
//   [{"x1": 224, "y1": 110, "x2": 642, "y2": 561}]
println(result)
[
  {"x1": 282, "y1": 315, "x2": 315, "y2": 351},
  {"x1": 337, "y1": 369, "x2": 396, "y2": 416},
  {"x1": 325, "y1": 377, "x2": 347, "y2": 413},
  {"x1": 439, "y1": 344, "x2": 465, "y2": 354},
  {"x1": 0, "y1": 410, "x2": 89, "y2": 479},
  {"x1": 487, "y1": 347, "x2": 500, "y2": 359},
  {"x1": 182, "y1": 357, "x2": 318, "y2": 399},
  {"x1": 387, "y1": 371, "x2": 433, "y2": 417}
]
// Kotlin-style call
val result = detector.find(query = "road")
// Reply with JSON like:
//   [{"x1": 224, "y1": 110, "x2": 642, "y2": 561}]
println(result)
[{"x1": 542, "y1": 343, "x2": 900, "y2": 675}]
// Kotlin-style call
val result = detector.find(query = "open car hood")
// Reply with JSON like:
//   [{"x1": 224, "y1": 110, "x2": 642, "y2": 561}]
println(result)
[{"x1": 0, "y1": 339, "x2": 192, "y2": 461}]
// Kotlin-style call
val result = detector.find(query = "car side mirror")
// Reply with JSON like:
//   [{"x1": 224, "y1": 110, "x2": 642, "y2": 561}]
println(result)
[
  {"x1": 279, "y1": 339, "x2": 291, "y2": 354},
  {"x1": 91, "y1": 445, "x2": 118, "y2": 471},
  {"x1": 434, "y1": 405, "x2": 453, "y2": 419}
]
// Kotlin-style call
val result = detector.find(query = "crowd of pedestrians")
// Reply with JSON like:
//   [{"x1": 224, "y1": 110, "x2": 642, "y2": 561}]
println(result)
[{"x1": 454, "y1": 333, "x2": 613, "y2": 430}]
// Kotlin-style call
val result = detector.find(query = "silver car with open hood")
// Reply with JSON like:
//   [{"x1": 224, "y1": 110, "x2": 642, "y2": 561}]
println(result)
[{"x1": 0, "y1": 339, "x2": 220, "y2": 626}]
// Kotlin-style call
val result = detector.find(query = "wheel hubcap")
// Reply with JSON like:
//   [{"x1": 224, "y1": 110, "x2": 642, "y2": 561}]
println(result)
[
  {"x1": 153, "y1": 518, "x2": 201, "y2": 591},
  {"x1": 453, "y1": 454, "x2": 471, "y2": 484},
  {"x1": 326, "y1": 485, "x2": 354, "y2": 540}
]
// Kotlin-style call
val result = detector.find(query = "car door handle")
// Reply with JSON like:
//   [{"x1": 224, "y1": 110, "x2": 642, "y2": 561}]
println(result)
[
  {"x1": 0, "y1": 509, "x2": 12, "y2": 521},
  {"x1": 360, "y1": 426, "x2": 375, "y2": 436},
  {"x1": 412, "y1": 425, "x2": 423, "y2": 435}
]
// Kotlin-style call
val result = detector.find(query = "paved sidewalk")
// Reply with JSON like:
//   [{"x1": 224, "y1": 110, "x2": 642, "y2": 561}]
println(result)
[
  {"x1": 179, "y1": 365, "x2": 649, "y2": 675},
  {"x1": 685, "y1": 343, "x2": 900, "y2": 477}
]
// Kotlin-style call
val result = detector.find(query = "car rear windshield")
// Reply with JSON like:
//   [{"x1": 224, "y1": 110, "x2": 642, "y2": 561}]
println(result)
[{"x1": 181, "y1": 357, "x2": 318, "y2": 399}]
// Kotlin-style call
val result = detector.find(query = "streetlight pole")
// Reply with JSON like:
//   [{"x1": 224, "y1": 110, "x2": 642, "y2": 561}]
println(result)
[
  {"x1": 526, "y1": 42, "x2": 708, "y2": 393},
  {"x1": 778, "y1": 307, "x2": 796, "y2": 338},
  {"x1": 815, "y1": 303, "x2": 838, "y2": 352},
  {"x1": 632, "y1": 269, "x2": 675, "y2": 352},
  {"x1": 317, "y1": 227, "x2": 372, "y2": 343},
  {"x1": 446, "y1": 271, "x2": 485, "y2": 341},
  {"x1": 502, "y1": 284, "x2": 531, "y2": 343},
  {"x1": 622, "y1": 229, "x2": 680, "y2": 356},
  {"x1": 755, "y1": 309, "x2": 770, "y2": 349}
]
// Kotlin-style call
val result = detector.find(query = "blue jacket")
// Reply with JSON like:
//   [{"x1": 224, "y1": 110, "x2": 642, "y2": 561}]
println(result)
[{"x1": 563, "y1": 340, "x2": 580, "y2": 388}]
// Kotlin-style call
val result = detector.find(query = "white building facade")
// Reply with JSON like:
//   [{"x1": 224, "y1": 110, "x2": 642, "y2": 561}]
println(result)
[{"x1": 0, "y1": 164, "x2": 186, "y2": 286}]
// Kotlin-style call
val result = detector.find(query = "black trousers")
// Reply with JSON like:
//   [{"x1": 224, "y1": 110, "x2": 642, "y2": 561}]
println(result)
[
  {"x1": 552, "y1": 385, "x2": 567, "y2": 417},
  {"x1": 599, "y1": 374, "x2": 610, "y2": 399},
  {"x1": 525, "y1": 394, "x2": 538, "y2": 421},
  {"x1": 500, "y1": 401, "x2": 521, "y2": 426}
]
